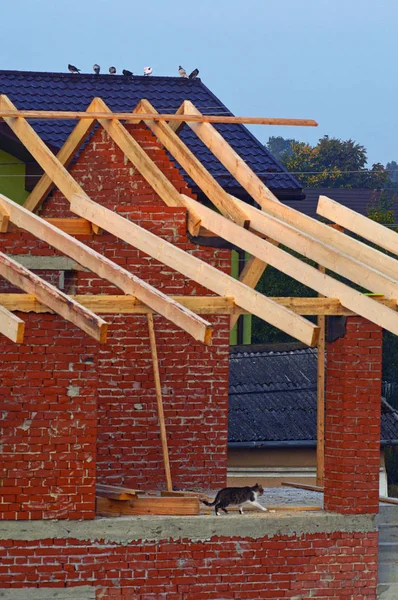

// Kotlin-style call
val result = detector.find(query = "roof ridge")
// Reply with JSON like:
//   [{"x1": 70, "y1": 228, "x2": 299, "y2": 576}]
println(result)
[{"x1": 0, "y1": 69, "x2": 202, "y2": 81}]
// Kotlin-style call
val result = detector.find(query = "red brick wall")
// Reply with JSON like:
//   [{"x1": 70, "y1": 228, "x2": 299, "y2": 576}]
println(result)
[
  {"x1": 324, "y1": 316, "x2": 383, "y2": 514},
  {"x1": 0, "y1": 314, "x2": 98, "y2": 520},
  {"x1": 0, "y1": 532, "x2": 378, "y2": 598},
  {"x1": 0, "y1": 123, "x2": 231, "y2": 519}
]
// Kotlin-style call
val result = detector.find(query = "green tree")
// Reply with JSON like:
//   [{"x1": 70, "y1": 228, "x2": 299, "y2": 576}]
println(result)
[
  {"x1": 265, "y1": 136, "x2": 299, "y2": 162},
  {"x1": 282, "y1": 136, "x2": 389, "y2": 188}
]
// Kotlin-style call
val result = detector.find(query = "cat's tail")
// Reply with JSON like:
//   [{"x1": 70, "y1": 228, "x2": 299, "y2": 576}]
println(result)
[{"x1": 201, "y1": 498, "x2": 216, "y2": 507}]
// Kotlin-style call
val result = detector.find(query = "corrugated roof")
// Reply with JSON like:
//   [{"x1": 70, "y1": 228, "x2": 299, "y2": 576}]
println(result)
[
  {"x1": 0, "y1": 70, "x2": 302, "y2": 195},
  {"x1": 228, "y1": 346, "x2": 398, "y2": 445}
]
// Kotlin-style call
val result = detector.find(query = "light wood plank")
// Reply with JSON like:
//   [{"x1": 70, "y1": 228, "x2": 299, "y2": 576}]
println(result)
[
  {"x1": 230, "y1": 255, "x2": 268, "y2": 330},
  {"x1": 8, "y1": 218, "x2": 93, "y2": 236},
  {"x1": 316, "y1": 265, "x2": 326, "y2": 488},
  {"x1": 317, "y1": 195, "x2": 398, "y2": 256},
  {"x1": 0, "y1": 304, "x2": 24, "y2": 343},
  {"x1": 96, "y1": 484, "x2": 137, "y2": 500},
  {"x1": 0, "y1": 107, "x2": 318, "y2": 127},
  {"x1": 91, "y1": 97, "x2": 202, "y2": 236},
  {"x1": 167, "y1": 102, "x2": 187, "y2": 134},
  {"x1": 70, "y1": 193, "x2": 319, "y2": 347},
  {"x1": 2, "y1": 293, "x2": 396, "y2": 316},
  {"x1": 178, "y1": 194, "x2": 398, "y2": 336},
  {"x1": 147, "y1": 313, "x2": 173, "y2": 492},
  {"x1": 184, "y1": 101, "x2": 398, "y2": 284},
  {"x1": 0, "y1": 203, "x2": 10, "y2": 233},
  {"x1": 24, "y1": 100, "x2": 98, "y2": 212},
  {"x1": 282, "y1": 482, "x2": 323, "y2": 493},
  {"x1": 0, "y1": 193, "x2": 212, "y2": 344},
  {"x1": 0, "y1": 252, "x2": 107, "y2": 342},
  {"x1": 96, "y1": 496, "x2": 200, "y2": 516},
  {"x1": 136, "y1": 99, "x2": 250, "y2": 228}
]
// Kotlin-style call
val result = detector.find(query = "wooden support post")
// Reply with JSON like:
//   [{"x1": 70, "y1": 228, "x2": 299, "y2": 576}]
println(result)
[
  {"x1": 0, "y1": 203, "x2": 10, "y2": 233},
  {"x1": 316, "y1": 265, "x2": 326, "y2": 487},
  {"x1": 0, "y1": 304, "x2": 25, "y2": 343},
  {"x1": 147, "y1": 313, "x2": 173, "y2": 492}
]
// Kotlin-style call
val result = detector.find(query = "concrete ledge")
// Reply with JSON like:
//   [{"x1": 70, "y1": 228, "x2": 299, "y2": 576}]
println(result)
[
  {"x1": 0, "y1": 588, "x2": 95, "y2": 600},
  {"x1": 0, "y1": 512, "x2": 376, "y2": 544}
]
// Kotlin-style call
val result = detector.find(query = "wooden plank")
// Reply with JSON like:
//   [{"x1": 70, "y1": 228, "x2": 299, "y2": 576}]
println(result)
[
  {"x1": 91, "y1": 97, "x2": 202, "y2": 236},
  {"x1": 8, "y1": 218, "x2": 94, "y2": 236},
  {"x1": 230, "y1": 255, "x2": 269, "y2": 330},
  {"x1": 96, "y1": 496, "x2": 200, "y2": 516},
  {"x1": 147, "y1": 313, "x2": 173, "y2": 491},
  {"x1": 184, "y1": 101, "x2": 398, "y2": 284},
  {"x1": 96, "y1": 488, "x2": 137, "y2": 500},
  {"x1": 24, "y1": 100, "x2": 98, "y2": 212},
  {"x1": 70, "y1": 193, "x2": 319, "y2": 347},
  {"x1": 316, "y1": 265, "x2": 326, "y2": 488},
  {"x1": 0, "y1": 193, "x2": 213, "y2": 345},
  {"x1": 282, "y1": 482, "x2": 323, "y2": 492},
  {"x1": 0, "y1": 203, "x2": 10, "y2": 233},
  {"x1": 317, "y1": 195, "x2": 398, "y2": 256},
  {"x1": 161, "y1": 490, "x2": 206, "y2": 498},
  {"x1": 0, "y1": 107, "x2": 318, "y2": 127},
  {"x1": 380, "y1": 496, "x2": 398, "y2": 505},
  {"x1": 0, "y1": 303, "x2": 24, "y2": 343},
  {"x1": 136, "y1": 99, "x2": 250, "y2": 228},
  {"x1": 167, "y1": 102, "x2": 187, "y2": 134},
  {"x1": 178, "y1": 194, "x2": 398, "y2": 337},
  {"x1": 0, "y1": 252, "x2": 107, "y2": 342},
  {"x1": 1, "y1": 293, "x2": 397, "y2": 316}
]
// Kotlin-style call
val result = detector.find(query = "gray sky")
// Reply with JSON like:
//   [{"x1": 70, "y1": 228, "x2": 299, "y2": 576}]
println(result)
[{"x1": 1, "y1": 0, "x2": 396, "y2": 166}]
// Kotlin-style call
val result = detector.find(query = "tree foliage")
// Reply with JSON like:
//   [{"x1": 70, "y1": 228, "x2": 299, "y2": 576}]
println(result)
[
  {"x1": 272, "y1": 135, "x2": 389, "y2": 189},
  {"x1": 265, "y1": 136, "x2": 299, "y2": 163}
]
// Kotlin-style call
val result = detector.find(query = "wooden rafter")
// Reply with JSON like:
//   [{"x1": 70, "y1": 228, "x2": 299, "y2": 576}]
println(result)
[
  {"x1": 0, "y1": 193, "x2": 212, "y2": 344},
  {"x1": 1, "y1": 294, "x2": 395, "y2": 316},
  {"x1": 317, "y1": 195, "x2": 398, "y2": 256},
  {"x1": 0, "y1": 202, "x2": 10, "y2": 233},
  {"x1": 90, "y1": 97, "x2": 202, "y2": 236},
  {"x1": 0, "y1": 304, "x2": 25, "y2": 343},
  {"x1": 135, "y1": 99, "x2": 250, "y2": 228},
  {"x1": 24, "y1": 99, "x2": 98, "y2": 213},
  {"x1": 70, "y1": 193, "x2": 319, "y2": 346},
  {"x1": 0, "y1": 252, "x2": 107, "y2": 342},
  {"x1": 177, "y1": 194, "x2": 398, "y2": 336},
  {"x1": 0, "y1": 107, "x2": 318, "y2": 127}
]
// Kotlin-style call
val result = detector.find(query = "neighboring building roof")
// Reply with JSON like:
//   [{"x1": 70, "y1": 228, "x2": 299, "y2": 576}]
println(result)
[
  {"x1": 286, "y1": 188, "x2": 398, "y2": 221},
  {"x1": 228, "y1": 344, "x2": 398, "y2": 447},
  {"x1": 0, "y1": 70, "x2": 302, "y2": 198}
]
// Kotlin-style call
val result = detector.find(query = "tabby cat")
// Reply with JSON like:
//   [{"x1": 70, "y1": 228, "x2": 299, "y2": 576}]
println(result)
[{"x1": 201, "y1": 483, "x2": 267, "y2": 516}]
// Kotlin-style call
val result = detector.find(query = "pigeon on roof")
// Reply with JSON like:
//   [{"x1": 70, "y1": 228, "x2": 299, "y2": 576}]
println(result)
[
  {"x1": 93, "y1": 64, "x2": 100, "y2": 75},
  {"x1": 178, "y1": 65, "x2": 187, "y2": 78},
  {"x1": 68, "y1": 64, "x2": 80, "y2": 74},
  {"x1": 189, "y1": 68, "x2": 199, "y2": 79},
  {"x1": 144, "y1": 66, "x2": 152, "y2": 76},
  {"x1": 109, "y1": 66, "x2": 117, "y2": 75},
  {"x1": 122, "y1": 69, "x2": 133, "y2": 76}
]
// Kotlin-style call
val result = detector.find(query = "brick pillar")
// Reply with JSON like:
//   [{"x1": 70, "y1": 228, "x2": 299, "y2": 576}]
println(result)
[{"x1": 324, "y1": 316, "x2": 382, "y2": 514}]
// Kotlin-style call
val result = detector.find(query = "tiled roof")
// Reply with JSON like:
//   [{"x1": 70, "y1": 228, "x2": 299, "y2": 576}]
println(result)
[
  {"x1": 228, "y1": 345, "x2": 398, "y2": 445},
  {"x1": 0, "y1": 70, "x2": 302, "y2": 196}
]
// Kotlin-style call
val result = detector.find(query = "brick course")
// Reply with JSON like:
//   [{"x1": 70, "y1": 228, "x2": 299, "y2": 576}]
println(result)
[{"x1": 0, "y1": 531, "x2": 378, "y2": 599}]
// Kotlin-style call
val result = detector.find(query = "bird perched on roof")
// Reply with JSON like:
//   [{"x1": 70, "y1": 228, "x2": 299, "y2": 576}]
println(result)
[
  {"x1": 68, "y1": 64, "x2": 80, "y2": 73},
  {"x1": 109, "y1": 66, "x2": 117, "y2": 75},
  {"x1": 122, "y1": 69, "x2": 133, "y2": 76},
  {"x1": 144, "y1": 66, "x2": 152, "y2": 76},
  {"x1": 93, "y1": 64, "x2": 100, "y2": 75},
  {"x1": 188, "y1": 68, "x2": 199, "y2": 79},
  {"x1": 178, "y1": 65, "x2": 187, "y2": 78}
]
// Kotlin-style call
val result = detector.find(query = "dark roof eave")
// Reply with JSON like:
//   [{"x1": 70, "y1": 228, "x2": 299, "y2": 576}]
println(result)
[{"x1": 228, "y1": 440, "x2": 398, "y2": 449}]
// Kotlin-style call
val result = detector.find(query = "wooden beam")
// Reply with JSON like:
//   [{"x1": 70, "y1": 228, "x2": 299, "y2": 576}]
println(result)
[
  {"x1": 96, "y1": 496, "x2": 200, "y2": 516},
  {"x1": 178, "y1": 194, "x2": 398, "y2": 337},
  {"x1": 183, "y1": 101, "x2": 398, "y2": 284},
  {"x1": 282, "y1": 482, "x2": 323, "y2": 493},
  {"x1": 0, "y1": 252, "x2": 107, "y2": 342},
  {"x1": 316, "y1": 265, "x2": 326, "y2": 488},
  {"x1": 0, "y1": 203, "x2": 10, "y2": 233},
  {"x1": 167, "y1": 102, "x2": 187, "y2": 134},
  {"x1": 70, "y1": 193, "x2": 319, "y2": 347},
  {"x1": 90, "y1": 97, "x2": 202, "y2": 236},
  {"x1": 8, "y1": 218, "x2": 93, "y2": 236},
  {"x1": 0, "y1": 193, "x2": 212, "y2": 345},
  {"x1": 0, "y1": 107, "x2": 318, "y2": 127},
  {"x1": 96, "y1": 484, "x2": 137, "y2": 500},
  {"x1": 147, "y1": 313, "x2": 173, "y2": 492},
  {"x1": 230, "y1": 256, "x2": 268, "y2": 330},
  {"x1": 23, "y1": 100, "x2": 98, "y2": 212},
  {"x1": 136, "y1": 99, "x2": 250, "y2": 228},
  {"x1": 0, "y1": 304, "x2": 25, "y2": 343},
  {"x1": 1, "y1": 293, "x2": 396, "y2": 316},
  {"x1": 317, "y1": 195, "x2": 398, "y2": 257}
]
